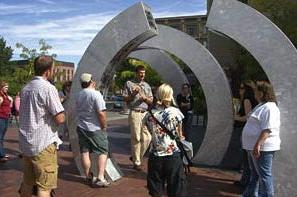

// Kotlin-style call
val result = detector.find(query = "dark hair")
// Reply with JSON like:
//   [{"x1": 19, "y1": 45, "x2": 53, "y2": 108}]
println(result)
[
  {"x1": 34, "y1": 55, "x2": 54, "y2": 76},
  {"x1": 239, "y1": 81, "x2": 258, "y2": 109},
  {"x1": 81, "y1": 81, "x2": 92, "y2": 89},
  {"x1": 182, "y1": 83, "x2": 190, "y2": 89},
  {"x1": 62, "y1": 81, "x2": 72, "y2": 94},
  {"x1": 256, "y1": 81, "x2": 277, "y2": 103},
  {"x1": 135, "y1": 65, "x2": 145, "y2": 73}
]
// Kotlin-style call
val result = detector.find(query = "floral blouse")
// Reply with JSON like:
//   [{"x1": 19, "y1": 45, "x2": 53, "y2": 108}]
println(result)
[{"x1": 144, "y1": 106, "x2": 184, "y2": 157}]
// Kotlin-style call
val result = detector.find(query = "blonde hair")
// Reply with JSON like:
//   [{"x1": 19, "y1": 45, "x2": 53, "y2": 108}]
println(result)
[{"x1": 156, "y1": 83, "x2": 176, "y2": 107}]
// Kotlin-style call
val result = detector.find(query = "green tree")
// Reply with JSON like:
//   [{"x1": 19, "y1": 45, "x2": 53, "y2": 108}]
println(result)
[
  {"x1": 114, "y1": 57, "x2": 163, "y2": 92},
  {"x1": 15, "y1": 39, "x2": 57, "y2": 84},
  {"x1": 0, "y1": 39, "x2": 58, "y2": 96},
  {"x1": 0, "y1": 36, "x2": 14, "y2": 76}
]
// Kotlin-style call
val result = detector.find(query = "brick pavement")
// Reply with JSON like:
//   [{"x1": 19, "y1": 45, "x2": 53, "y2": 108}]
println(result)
[{"x1": 0, "y1": 118, "x2": 242, "y2": 197}]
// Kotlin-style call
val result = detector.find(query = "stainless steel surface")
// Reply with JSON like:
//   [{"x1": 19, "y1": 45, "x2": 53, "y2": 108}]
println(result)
[{"x1": 207, "y1": 0, "x2": 297, "y2": 195}]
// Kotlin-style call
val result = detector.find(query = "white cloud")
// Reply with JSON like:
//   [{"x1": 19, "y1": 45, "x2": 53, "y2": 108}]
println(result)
[
  {"x1": 37, "y1": 0, "x2": 56, "y2": 4},
  {"x1": 0, "y1": 3, "x2": 72, "y2": 15},
  {"x1": 3, "y1": 4, "x2": 207, "y2": 64},
  {"x1": 3, "y1": 12, "x2": 116, "y2": 58}
]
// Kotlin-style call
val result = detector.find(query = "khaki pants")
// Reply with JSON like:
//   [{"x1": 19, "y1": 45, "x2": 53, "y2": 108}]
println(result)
[{"x1": 129, "y1": 110, "x2": 151, "y2": 166}]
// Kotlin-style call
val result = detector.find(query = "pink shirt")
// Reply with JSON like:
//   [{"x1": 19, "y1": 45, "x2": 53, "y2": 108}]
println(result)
[{"x1": 14, "y1": 96, "x2": 20, "y2": 111}]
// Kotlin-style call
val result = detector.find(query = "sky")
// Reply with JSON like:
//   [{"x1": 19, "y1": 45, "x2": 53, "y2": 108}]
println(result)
[{"x1": 0, "y1": 0, "x2": 207, "y2": 66}]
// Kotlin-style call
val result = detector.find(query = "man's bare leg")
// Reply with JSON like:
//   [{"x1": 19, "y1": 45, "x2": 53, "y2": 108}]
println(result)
[
  {"x1": 37, "y1": 190, "x2": 50, "y2": 197},
  {"x1": 97, "y1": 154, "x2": 107, "y2": 180},
  {"x1": 81, "y1": 152, "x2": 91, "y2": 177}
]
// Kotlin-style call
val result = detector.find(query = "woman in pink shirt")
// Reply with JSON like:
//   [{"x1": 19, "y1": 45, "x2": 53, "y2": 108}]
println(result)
[{"x1": 13, "y1": 92, "x2": 20, "y2": 126}]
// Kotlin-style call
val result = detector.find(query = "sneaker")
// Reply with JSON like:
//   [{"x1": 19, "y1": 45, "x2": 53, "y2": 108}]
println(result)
[
  {"x1": 0, "y1": 157, "x2": 8, "y2": 163},
  {"x1": 85, "y1": 172, "x2": 94, "y2": 186},
  {"x1": 93, "y1": 178, "x2": 111, "y2": 188}
]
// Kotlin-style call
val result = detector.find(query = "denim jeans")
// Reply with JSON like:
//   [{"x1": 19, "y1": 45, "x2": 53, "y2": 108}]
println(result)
[
  {"x1": 243, "y1": 151, "x2": 275, "y2": 197},
  {"x1": 240, "y1": 149, "x2": 251, "y2": 186},
  {"x1": 0, "y1": 118, "x2": 9, "y2": 157}
]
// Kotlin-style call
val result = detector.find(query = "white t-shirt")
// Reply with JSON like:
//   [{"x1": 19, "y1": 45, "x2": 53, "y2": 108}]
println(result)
[
  {"x1": 76, "y1": 88, "x2": 106, "y2": 132},
  {"x1": 242, "y1": 102, "x2": 281, "y2": 151}
]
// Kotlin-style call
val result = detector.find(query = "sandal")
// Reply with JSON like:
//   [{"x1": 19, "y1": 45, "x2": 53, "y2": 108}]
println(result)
[{"x1": 0, "y1": 157, "x2": 9, "y2": 162}]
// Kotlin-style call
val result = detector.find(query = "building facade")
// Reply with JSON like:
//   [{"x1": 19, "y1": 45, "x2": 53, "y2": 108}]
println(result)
[
  {"x1": 12, "y1": 59, "x2": 75, "y2": 83},
  {"x1": 155, "y1": 15, "x2": 208, "y2": 47},
  {"x1": 53, "y1": 60, "x2": 75, "y2": 82}
]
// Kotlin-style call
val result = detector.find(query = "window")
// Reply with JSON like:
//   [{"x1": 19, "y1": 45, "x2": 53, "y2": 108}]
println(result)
[{"x1": 186, "y1": 24, "x2": 197, "y2": 36}]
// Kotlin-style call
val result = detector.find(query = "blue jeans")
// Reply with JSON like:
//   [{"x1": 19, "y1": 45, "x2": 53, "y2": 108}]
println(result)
[
  {"x1": 0, "y1": 118, "x2": 9, "y2": 157},
  {"x1": 243, "y1": 151, "x2": 275, "y2": 197}
]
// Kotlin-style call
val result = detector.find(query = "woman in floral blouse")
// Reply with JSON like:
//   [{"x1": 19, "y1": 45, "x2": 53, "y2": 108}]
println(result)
[{"x1": 144, "y1": 83, "x2": 187, "y2": 197}]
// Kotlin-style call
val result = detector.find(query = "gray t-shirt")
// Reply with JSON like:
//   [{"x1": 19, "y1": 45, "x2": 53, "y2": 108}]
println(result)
[
  {"x1": 123, "y1": 80, "x2": 153, "y2": 110},
  {"x1": 76, "y1": 88, "x2": 106, "y2": 132}
]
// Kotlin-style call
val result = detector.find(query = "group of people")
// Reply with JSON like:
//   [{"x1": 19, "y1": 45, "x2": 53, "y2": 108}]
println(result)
[
  {"x1": 123, "y1": 65, "x2": 189, "y2": 197},
  {"x1": 233, "y1": 80, "x2": 281, "y2": 197},
  {"x1": 0, "y1": 54, "x2": 281, "y2": 197}
]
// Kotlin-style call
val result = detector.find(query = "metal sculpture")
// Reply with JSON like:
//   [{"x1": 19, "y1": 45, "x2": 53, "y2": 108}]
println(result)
[
  {"x1": 129, "y1": 48, "x2": 189, "y2": 96},
  {"x1": 207, "y1": 0, "x2": 297, "y2": 195}
]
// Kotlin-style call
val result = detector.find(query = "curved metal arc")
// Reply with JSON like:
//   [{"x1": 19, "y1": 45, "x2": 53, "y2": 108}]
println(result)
[
  {"x1": 141, "y1": 24, "x2": 233, "y2": 166},
  {"x1": 207, "y1": 0, "x2": 297, "y2": 195},
  {"x1": 129, "y1": 48, "x2": 189, "y2": 96},
  {"x1": 67, "y1": 2, "x2": 158, "y2": 176}
]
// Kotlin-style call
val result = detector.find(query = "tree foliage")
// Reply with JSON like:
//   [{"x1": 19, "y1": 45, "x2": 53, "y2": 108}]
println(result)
[
  {"x1": 114, "y1": 57, "x2": 163, "y2": 92},
  {"x1": 0, "y1": 38, "x2": 58, "y2": 96},
  {"x1": 0, "y1": 36, "x2": 14, "y2": 76},
  {"x1": 15, "y1": 39, "x2": 57, "y2": 84}
]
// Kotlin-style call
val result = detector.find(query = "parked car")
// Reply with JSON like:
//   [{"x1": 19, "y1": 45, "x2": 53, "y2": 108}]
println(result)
[{"x1": 113, "y1": 95, "x2": 125, "y2": 109}]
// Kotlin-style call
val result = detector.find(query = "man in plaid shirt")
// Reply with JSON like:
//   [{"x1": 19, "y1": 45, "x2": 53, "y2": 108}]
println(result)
[{"x1": 19, "y1": 55, "x2": 65, "y2": 197}]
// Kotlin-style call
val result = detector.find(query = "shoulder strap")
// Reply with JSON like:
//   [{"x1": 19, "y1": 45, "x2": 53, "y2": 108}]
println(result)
[
  {"x1": 148, "y1": 110, "x2": 193, "y2": 167},
  {"x1": 148, "y1": 109, "x2": 176, "y2": 140}
]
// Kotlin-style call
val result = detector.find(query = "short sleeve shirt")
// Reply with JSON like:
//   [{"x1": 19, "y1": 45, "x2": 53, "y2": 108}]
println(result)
[
  {"x1": 19, "y1": 77, "x2": 64, "y2": 156},
  {"x1": 144, "y1": 106, "x2": 184, "y2": 156},
  {"x1": 242, "y1": 102, "x2": 281, "y2": 151},
  {"x1": 123, "y1": 80, "x2": 152, "y2": 110},
  {"x1": 76, "y1": 88, "x2": 106, "y2": 132}
]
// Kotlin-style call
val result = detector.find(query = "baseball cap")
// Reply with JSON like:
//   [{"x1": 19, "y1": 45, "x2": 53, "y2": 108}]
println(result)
[{"x1": 80, "y1": 73, "x2": 92, "y2": 83}]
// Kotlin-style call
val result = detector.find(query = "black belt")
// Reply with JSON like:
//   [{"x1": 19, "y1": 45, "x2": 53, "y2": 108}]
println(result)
[{"x1": 132, "y1": 109, "x2": 147, "y2": 113}]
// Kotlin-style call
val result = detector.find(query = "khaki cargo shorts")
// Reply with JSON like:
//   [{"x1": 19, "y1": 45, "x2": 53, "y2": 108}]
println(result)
[{"x1": 22, "y1": 143, "x2": 58, "y2": 191}]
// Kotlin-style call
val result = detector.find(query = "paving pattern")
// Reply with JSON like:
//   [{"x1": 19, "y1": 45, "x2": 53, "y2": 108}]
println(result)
[{"x1": 0, "y1": 118, "x2": 242, "y2": 197}]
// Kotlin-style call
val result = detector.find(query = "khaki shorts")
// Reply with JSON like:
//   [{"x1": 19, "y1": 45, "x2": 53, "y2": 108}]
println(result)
[{"x1": 22, "y1": 143, "x2": 58, "y2": 191}]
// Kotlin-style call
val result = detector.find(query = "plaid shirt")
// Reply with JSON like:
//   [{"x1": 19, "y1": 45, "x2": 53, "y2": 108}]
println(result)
[{"x1": 19, "y1": 77, "x2": 64, "y2": 156}]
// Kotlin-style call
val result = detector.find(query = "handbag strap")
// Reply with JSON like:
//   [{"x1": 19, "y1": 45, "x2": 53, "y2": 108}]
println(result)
[
  {"x1": 148, "y1": 109, "x2": 177, "y2": 140},
  {"x1": 148, "y1": 110, "x2": 193, "y2": 167}
]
